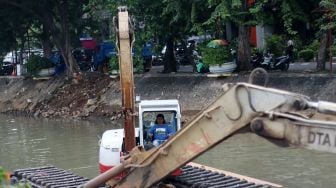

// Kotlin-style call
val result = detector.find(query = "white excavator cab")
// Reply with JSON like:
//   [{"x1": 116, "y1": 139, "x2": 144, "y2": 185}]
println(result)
[
  {"x1": 138, "y1": 100, "x2": 181, "y2": 146},
  {"x1": 99, "y1": 99, "x2": 181, "y2": 173}
]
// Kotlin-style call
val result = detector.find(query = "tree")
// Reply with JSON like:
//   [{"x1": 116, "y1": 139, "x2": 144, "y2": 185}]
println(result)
[
  {"x1": 0, "y1": 4, "x2": 32, "y2": 56},
  {"x1": 0, "y1": 0, "x2": 89, "y2": 77},
  {"x1": 104, "y1": 0, "x2": 212, "y2": 73},
  {"x1": 207, "y1": 0, "x2": 255, "y2": 71},
  {"x1": 128, "y1": 0, "x2": 187, "y2": 73},
  {"x1": 159, "y1": 0, "x2": 194, "y2": 72},
  {"x1": 317, "y1": 0, "x2": 336, "y2": 71},
  {"x1": 207, "y1": 0, "x2": 324, "y2": 71}
]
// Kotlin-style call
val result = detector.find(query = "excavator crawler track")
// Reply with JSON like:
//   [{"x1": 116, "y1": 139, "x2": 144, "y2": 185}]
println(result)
[
  {"x1": 12, "y1": 165, "x2": 274, "y2": 188},
  {"x1": 12, "y1": 166, "x2": 89, "y2": 188},
  {"x1": 169, "y1": 165, "x2": 272, "y2": 188}
]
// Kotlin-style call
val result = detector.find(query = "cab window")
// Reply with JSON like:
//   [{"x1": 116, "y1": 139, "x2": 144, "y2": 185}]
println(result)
[{"x1": 142, "y1": 111, "x2": 177, "y2": 140}]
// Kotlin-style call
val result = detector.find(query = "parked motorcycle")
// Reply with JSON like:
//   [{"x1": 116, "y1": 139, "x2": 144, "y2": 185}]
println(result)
[
  {"x1": 72, "y1": 48, "x2": 93, "y2": 71},
  {"x1": 152, "y1": 54, "x2": 163, "y2": 66},
  {"x1": 250, "y1": 52, "x2": 290, "y2": 71}
]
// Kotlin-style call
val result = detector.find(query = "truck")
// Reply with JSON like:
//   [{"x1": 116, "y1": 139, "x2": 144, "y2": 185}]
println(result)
[{"x1": 81, "y1": 6, "x2": 336, "y2": 188}]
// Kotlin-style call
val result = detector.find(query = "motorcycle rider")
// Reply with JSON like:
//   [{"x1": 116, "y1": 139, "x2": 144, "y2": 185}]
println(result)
[{"x1": 286, "y1": 40, "x2": 294, "y2": 63}]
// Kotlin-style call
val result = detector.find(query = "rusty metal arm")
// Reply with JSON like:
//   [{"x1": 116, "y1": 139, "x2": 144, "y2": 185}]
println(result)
[{"x1": 116, "y1": 6, "x2": 136, "y2": 152}]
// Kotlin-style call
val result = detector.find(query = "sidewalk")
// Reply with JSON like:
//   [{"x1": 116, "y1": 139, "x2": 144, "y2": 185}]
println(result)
[
  {"x1": 143, "y1": 65, "x2": 203, "y2": 78},
  {"x1": 290, "y1": 61, "x2": 336, "y2": 72},
  {"x1": 148, "y1": 65, "x2": 194, "y2": 74}
]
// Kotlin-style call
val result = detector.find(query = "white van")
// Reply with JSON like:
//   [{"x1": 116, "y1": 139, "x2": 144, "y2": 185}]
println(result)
[{"x1": 3, "y1": 52, "x2": 17, "y2": 64}]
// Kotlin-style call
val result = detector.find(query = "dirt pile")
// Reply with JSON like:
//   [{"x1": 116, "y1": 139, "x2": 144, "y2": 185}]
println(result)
[{"x1": 35, "y1": 72, "x2": 121, "y2": 120}]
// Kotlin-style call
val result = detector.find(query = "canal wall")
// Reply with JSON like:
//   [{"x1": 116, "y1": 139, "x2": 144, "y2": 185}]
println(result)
[
  {"x1": 0, "y1": 72, "x2": 335, "y2": 122},
  {"x1": 0, "y1": 76, "x2": 65, "y2": 114}
]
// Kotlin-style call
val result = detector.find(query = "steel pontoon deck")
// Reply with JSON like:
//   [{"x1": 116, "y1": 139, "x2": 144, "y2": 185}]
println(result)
[
  {"x1": 12, "y1": 166, "x2": 89, "y2": 188},
  {"x1": 12, "y1": 164, "x2": 281, "y2": 188},
  {"x1": 168, "y1": 163, "x2": 280, "y2": 188}
]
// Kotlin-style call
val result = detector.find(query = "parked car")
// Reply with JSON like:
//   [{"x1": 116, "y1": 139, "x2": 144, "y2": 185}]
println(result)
[
  {"x1": 3, "y1": 49, "x2": 43, "y2": 65},
  {"x1": 0, "y1": 61, "x2": 14, "y2": 76},
  {"x1": 187, "y1": 35, "x2": 211, "y2": 44},
  {"x1": 3, "y1": 52, "x2": 18, "y2": 64}
]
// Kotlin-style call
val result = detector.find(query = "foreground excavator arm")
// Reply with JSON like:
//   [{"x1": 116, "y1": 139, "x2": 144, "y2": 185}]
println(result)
[{"x1": 84, "y1": 82, "x2": 336, "y2": 187}]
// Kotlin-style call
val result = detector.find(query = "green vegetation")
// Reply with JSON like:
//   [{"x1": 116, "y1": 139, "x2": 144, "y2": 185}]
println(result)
[
  {"x1": 0, "y1": 167, "x2": 6, "y2": 185},
  {"x1": 308, "y1": 40, "x2": 320, "y2": 52},
  {"x1": 298, "y1": 49, "x2": 315, "y2": 61},
  {"x1": 329, "y1": 45, "x2": 336, "y2": 59},
  {"x1": 0, "y1": 0, "x2": 333, "y2": 73},
  {"x1": 265, "y1": 35, "x2": 285, "y2": 57},
  {"x1": 109, "y1": 55, "x2": 144, "y2": 73},
  {"x1": 0, "y1": 1, "x2": 88, "y2": 76},
  {"x1": 307, "y1": 40, "x2": 320, "y2": 60},
  {"x1": 0, "y1": 166, "x2": 31, "y2": 188},
  {"x1": 251, "y1": 47, "x2": 264, "y2": 56},
  {"x1": 202, "y1": 47, "x2": 230, "y2": 66},
  {"x1": 25, "y1": 55, "x2": 54, "y2": 76},
  {"x1": 133, "y1": 55, "x2": 144, "y2": 73},
  {"x1": 109, "y1": 56, "x2": 119, "y2": 71}
]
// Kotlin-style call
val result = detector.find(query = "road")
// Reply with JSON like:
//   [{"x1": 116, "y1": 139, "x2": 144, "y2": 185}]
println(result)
[
  {"x1": 149, "y1": 61, "x2": 336, "y2": 74},
  {"x1": 289, "y1": 61, "x2": 336, "y2": 72}
]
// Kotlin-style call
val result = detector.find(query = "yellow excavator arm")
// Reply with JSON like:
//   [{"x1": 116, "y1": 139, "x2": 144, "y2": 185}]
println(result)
[
  {"x1": 82, "y1": 6, "x2": 336, "y2": 188},
  {"x1": 84, "y1": 82, "x2": 336, "y2": 187}
]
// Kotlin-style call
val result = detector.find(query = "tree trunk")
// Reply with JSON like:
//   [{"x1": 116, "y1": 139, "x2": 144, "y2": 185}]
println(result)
[
  {"x1": 37, "y1": 1, "x2": 80, "y2": 77},
  {"x1": 19, "y1": 34, "x2": 25, "y2": 64},
  {"x1": 41, "y1": 26, "x2": 53, "y2": 58},
  {"x1": 41, "y1": 37, "x2": 53, "y2": 58},
  {"x1": 237, "y1": 25, "x2": 251, "y2": 71},
  {"x1": 54, "y1": 36, "x2": 80, "y2": 77},
  {"x1": 215, "y1": 18, "x2": 223, "y2": 39},
  {"x1": 59, "y1": 1, "x2": 80, "y2": 77},
  {"x1": 163, "y1": 38, "x2": 177, "y2": 73},
  {"x1": 317, "y1": 33, "x2": 327, "y2": 71}
]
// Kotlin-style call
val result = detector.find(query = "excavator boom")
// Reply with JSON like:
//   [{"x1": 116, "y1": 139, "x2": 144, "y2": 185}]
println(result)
[
  {"x1": 116, "y1": 6, "x2": 136, "y2": 152},
  {"x1": 84, "y1": 82, "x2": 336, "y2": 187},
  {"x1": 82, "y1": 6, "x2": 336, "y2": 188}
]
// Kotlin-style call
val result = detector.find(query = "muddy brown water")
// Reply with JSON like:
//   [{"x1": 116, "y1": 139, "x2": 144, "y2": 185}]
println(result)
[{"x1": 1, "y1": 114, "x2": 336, "y2": 188}]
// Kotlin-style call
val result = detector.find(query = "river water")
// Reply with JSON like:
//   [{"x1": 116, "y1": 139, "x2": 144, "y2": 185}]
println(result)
[{"x1": 1, "y1": 114, "x2": 336, "y2": 188}]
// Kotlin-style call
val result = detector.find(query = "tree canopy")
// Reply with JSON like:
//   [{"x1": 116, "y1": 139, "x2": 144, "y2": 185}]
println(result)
[{"x1": 0, "y1": 0, "x2": 332, "y2": 74}]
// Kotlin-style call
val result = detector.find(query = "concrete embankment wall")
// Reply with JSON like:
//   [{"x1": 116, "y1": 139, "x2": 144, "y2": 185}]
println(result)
[
  {"x1": 0, "y1": 76, "x2": 64, "y2": 114},
  {"x1": 0, "y1": 73, "x2": 335, "y2": 120},
  {"x1": 133, "y1": 74, "x2": 336, "y2": 114}
]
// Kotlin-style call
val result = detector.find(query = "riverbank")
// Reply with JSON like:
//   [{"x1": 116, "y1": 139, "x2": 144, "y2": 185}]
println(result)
[{"x1": 0, "y1": 71, "x2": 335, "y2": 123}]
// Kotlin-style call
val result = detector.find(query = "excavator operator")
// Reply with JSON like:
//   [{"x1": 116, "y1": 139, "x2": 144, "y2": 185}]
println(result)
[{"x1": 148, "y1": 114, "x2": 175, "y2": 146}]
